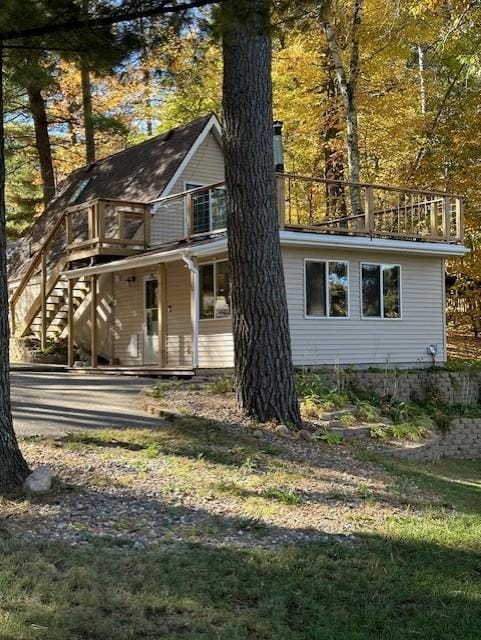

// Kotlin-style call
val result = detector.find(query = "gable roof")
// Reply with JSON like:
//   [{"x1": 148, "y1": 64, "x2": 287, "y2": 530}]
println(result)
[{"x1": 8, "y1": 113, "x2": 220, "y2": 280}]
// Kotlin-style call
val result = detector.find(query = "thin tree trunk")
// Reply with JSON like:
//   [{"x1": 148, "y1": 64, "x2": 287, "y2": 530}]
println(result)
[
  {"x1": 0, "y1": 44, "x2": 30, "y2": 492},
  {"x1": 322, "y1": 53, "x2": 346, "y2": 219},
  {"x1": 27, "y1": 85, "x2": 55, "y2": 207},
  {"x1": 80, "y1": 61, "x2": 95, "y2": 163},
  {"x1": 221, "y1": 0, "x2": 301, "y2": 426},
  {"x1": 81, "y1": 0, "x2": 95, "y2": 164},
  {"x1": 321, "y1": 0, "x2": 363, "y2": 215},
  {"x1": 418, "y1": 44, "x2": 427, "y2": 115}
]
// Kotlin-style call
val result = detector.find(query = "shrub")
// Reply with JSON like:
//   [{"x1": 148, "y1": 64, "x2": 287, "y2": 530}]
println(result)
[
  {"x1": 340, "y1": 413, "x2": 357, "y2": 427},
  {"x1": 207, "y1": 376, "x2": 234, "y2": 394}
]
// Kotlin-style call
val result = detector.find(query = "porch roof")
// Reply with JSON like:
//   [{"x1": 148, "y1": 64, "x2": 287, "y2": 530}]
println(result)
[{"x1": 62, "y1": 228, "x2": 467, "y2": 280}]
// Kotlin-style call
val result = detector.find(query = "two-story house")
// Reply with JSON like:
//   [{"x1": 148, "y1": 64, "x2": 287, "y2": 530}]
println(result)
[{"x1": 8, "y1": 113, "x2": 467, "y2": 373}]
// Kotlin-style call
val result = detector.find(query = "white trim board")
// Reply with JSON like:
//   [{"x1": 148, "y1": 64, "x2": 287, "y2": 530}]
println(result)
[
  {"x1": 63, "y1": 229, "x2": 466, "y2": 279},
  {"x1": 279, "y1": 231, "x2": 467, "y2": 257},
  {"x1": 160, "y1": 114, "x2": 223, "y2": 198}
]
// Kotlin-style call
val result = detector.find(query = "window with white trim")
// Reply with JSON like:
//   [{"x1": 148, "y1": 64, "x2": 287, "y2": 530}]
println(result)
[
  {"x1": 305, "y1": 260, "x2": 349, "y2": 317},
  {"x1": 361, "y1": 263, "x2": 401, "y2": 318},
  {"x1": 199, "y1": 261, "x2": 231, "y2": 319}
]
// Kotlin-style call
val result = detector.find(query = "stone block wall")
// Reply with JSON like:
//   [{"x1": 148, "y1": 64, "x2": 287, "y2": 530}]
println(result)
[
  {"x1": 312, "y1": 367, "x2": 481, "y2": 406},
  {"x1": 388, "y1": 418, "x2": 481, "y2": 462}
]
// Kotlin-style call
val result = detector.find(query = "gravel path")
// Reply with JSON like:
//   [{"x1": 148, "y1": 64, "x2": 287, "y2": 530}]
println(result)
[{"x1": 11, "y1": 372, "x2": 162, "y2": 436}]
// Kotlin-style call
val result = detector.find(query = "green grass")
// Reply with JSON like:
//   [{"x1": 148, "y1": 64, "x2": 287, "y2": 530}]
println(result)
[
  {"x1": 1, "y1": 463, "x2": 480, "y2": 639},
  {"x1": 8, "y1": 426, "x2": 481, "y2": 638}
]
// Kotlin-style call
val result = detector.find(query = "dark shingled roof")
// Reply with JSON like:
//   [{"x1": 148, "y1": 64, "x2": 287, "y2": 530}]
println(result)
[{"x1": 8, "y1": 113, "x2": 214, "y2": 280}]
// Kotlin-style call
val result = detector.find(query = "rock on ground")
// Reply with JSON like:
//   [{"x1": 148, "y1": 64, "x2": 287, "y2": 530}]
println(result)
[{"x1": 23, "y1": 466, "x2": 54, "y2": 496}]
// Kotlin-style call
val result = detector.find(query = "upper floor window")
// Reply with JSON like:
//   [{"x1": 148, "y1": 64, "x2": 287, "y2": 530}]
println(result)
[
  {"x1": 187, "y1": 183, "x2": 226, "y2": 235},
  {"x1": 199, "y1": 261, "x2": 231, "y2": 319},
  {"x1": 361, "y1": 263, "x2": 401, "y2": 319},
  {"x1": 305, "y1": 260, "x2": 349, "y2": 318}
]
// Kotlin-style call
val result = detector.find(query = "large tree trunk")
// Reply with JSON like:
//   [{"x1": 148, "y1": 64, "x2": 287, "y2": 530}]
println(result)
[
  {"x1": 26, "y1": 85, "x2": 55, "y2": 207},
  {"x1": 0, "y1": 45, "x2": 30, "y2": 491},
  {"x1": 221, "y1": 0, "x2": 301, "y2": 426},
  {"x1": 80, "y1": 61, "x2": 95, "y2": 164}
]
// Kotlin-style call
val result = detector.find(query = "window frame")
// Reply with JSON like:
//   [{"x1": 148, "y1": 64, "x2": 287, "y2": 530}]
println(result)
[
  {"x1": 303, "y1": 258, "x2": 350, "y2": 320},
  {"x1": 184, "y1": 181, "x2": 205, "y2": 235},
  {"x1": 360, "y1": 262, "x2": 403, "y2": 320},
  {"x1": 199, "y1": 259, "x2": 231, "y2": 321}
]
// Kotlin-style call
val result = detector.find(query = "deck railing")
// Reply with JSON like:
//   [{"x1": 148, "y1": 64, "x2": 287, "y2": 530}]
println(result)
[
  {"x1": 281, "y1": 174, "x2": 463, "y2": 243},
  {"x1": 153, "y1": 174, "x2": 464, "y2": 245},
  {"x1": 65, "y1": 198, "x2": 150, "y2": 259}
]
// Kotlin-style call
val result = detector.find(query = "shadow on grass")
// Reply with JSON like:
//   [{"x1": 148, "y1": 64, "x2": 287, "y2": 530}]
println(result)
[
  {"x1": 0, "y1": 531, "x2": 480, "y2": 640},
  {"x1": 52, "y1": 414, "x2": 289, "y2": 471}
]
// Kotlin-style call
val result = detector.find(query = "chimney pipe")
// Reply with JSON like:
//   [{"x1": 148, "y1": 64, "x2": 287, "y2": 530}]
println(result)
[{"x1": 273, "y1": 120, "x2": 284, "y2": 172}]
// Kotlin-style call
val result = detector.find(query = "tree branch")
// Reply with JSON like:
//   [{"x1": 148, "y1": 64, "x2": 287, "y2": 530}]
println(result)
[{"x1": 0, "y1": 0, "x2": 218, "y2": 42}]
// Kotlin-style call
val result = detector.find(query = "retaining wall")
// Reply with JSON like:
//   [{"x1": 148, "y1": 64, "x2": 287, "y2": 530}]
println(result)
[
  {"x1": 389, "y1": 418, "x2": 481, "y2": 462},
  {"x1": 315, "y1": 368, "x2": 481, "y2": 405}
]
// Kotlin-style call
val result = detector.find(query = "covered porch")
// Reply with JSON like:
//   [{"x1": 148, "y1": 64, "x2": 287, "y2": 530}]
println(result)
[{"x1": 63, "y1": 249, "x2": 205, "y2": 374}]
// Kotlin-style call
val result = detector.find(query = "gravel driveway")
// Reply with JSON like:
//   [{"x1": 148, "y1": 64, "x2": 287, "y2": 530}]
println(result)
[{"x1": 11, "y1": 372, "x2": 160, "y2": 436}]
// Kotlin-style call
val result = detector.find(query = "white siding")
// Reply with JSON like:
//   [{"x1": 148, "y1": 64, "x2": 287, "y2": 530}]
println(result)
[
  {"x1": 284, "y1": 246, "x2": 446, "y2": 366},
  {"x1": 151, "y1": 131, "x2": 225, "y2": 245},
  {"x1": 198, "y1": 319, "x2": 234, "y2": 368},
  {"x1": 112, "y1": 269, "x2": 146, "y2": 366},
  {"x1": 111, "y1": 261, "x2": 193, "y2": 367},
  {"x1": 196, "y1": 246, "x2": 446, "y2": 369},
  {"x1": 166, "y1": 261, "x2": 192, "y2": 367}
]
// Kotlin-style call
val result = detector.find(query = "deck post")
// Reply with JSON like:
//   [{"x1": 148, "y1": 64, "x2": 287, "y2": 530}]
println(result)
[
  {"x1": 364, "y1": 186, "x2": 374, "y2": 233},
  {"x1": 158, "y1": 262, "x2": 167, "y2": 368},
  {"x1": 97, "y1": 200, "x2": 106, "y2": 251},
  {"x1": 40, "y1": 252, "x2": 47, "y2": 350},
  {"x1": 455, "y1": 198, "x2": 464, "y2": 243},
  {"x1": 144, "y1": 204, "x2": 151, "y2": 249},
  {"x1": 443, "y1": 196, "x2": 451, "y2": 243},
  {"x1": 185, "y1": 192, "x2": 193, "y2": 238},
  {"x1": 276, "y1": 174, "x2": 286, "y2": 230},
  {"x1": 429, "y1": 201, "x2": 439, "y2": 239},
  {"x1": 67, "y1": 277, "x2": 75, "y2": 367},
  {"x1": 90, "y1": 274, "x2": 98, "y2": 368}
]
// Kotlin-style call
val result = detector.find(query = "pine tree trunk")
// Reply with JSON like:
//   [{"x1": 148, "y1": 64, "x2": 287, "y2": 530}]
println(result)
[
  {"x1": 27, "y1": 86, "x2": 55, "y2": 206},
  {"x1": 80, "y1": 62, "x2": 95, "y2": 164},
  {"x1": 221, "y1": 0, "x2": 301, "y2": 427},
  {"x1": 0, "y1": 45, "x2": 31, "y2": 491}
]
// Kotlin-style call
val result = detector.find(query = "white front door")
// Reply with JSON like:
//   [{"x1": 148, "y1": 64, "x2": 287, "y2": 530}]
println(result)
[{"x1": 144, "y1": 277, "x2": 159, "y2": 365}]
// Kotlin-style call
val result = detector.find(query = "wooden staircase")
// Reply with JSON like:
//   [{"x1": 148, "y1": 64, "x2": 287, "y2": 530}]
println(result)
[{"x1": 28, "y1": 276, "x2": 89, "y2": 341}]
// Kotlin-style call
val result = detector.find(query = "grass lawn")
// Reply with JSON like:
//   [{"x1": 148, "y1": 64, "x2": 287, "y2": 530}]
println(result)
[{"x1": 1, "y1": 430, "x2": 480, "y2": 639}]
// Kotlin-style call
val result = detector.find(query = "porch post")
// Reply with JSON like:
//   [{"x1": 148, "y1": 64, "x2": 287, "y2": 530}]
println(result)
[
  {"x1": 67, "y1": 277, "x2": 75, "y2": 367},
  {"x1": 40, "y1": 252, "x2": 47, "y2": 350},
  {"x1": 90, "y1": 274, "x2": 98, "y2": 368},
  {"x1": 158, "y1": 262, "x2": 167, "y2": 368},
  {"x1": 182, "y1": 255, "x2": 199, "y2": 370}
]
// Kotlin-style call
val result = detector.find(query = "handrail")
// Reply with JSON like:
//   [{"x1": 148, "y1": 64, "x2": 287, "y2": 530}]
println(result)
[
  {"x1": 279, "y1": 172, "x2": 464, "y2": 199},
  {"x1": 10, "y1": 211, "x2": 67, "y2": 310},
  {"x1": 149, "y1": 182, "x2": 226, "y2": 206}
]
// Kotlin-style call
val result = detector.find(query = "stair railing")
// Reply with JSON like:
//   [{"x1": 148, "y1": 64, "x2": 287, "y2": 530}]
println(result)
[{"x1": 10, "y1": 211, "x2": 67, "y2": 346}]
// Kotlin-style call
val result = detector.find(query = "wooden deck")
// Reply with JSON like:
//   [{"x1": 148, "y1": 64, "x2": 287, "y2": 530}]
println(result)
[{"x1": 69, "y1": 365, "x2": 195, "y2": 378}]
